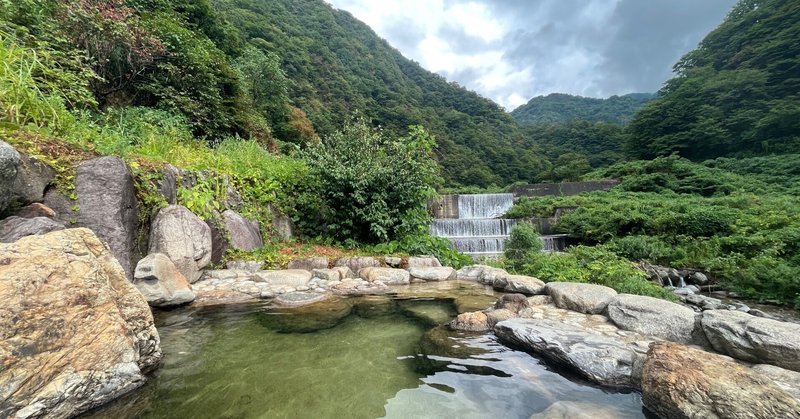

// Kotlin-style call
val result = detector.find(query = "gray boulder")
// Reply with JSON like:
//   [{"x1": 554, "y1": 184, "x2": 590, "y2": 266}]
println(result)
[
  {"x1": 688, "y1": 271, "x2": 709, "y2": 286},
  {"x1": 335, "y1": 256, "x2": 380, "y2": 273},
  {"x1": 456, "y1": 265, "x2": 487, "y2": 281},
  {"x1": 288, "y1": 257, "x2": 329, "y2": 271},
  {"x1": 408, "y1": 266, "x2": 456, "y2": 282},
  {"x1": 10, "y1": 153, "x2": 54, "y2": 206},
  {"x1": 73, "y1": 157, "x2": 139, "y2": 278},
  {"x1": 495, "y1": 318, "x2": 640, "y2": 388},
  {"x1": 0, "y1": 216, "x2": 65, "y2": 243},
  {"x1": 222, "y1": 210, "x2": 262, "y2": 251},
  {"x1": 607, "y1": 294, "x2": 699, "y2": 344},
  {"x1": 158, "y1": 164, "x2": 180, "y2": 205},
  {"x1": 545, "y1": 282, "x2": 617, "y2": 314},
  {"x1": 359, "y1": 267, "x2": 410, "y2": 285},
  {"x1": 133, "y1": 253, "x2": 195, "y2": 307},
  {"x1": 702, "y1": 310, "x2": 800, "y2": 372},
  {"x1": 406, "y1": 256, "x2": 441, "y2": 268},
  {"x1": 0, "y1": 141, "x2": 21, "y2": 214},
  {"x1": 149, "y1": 205, "x2": 212, "y2": 283},
  {"x1": 15, "y1": 203, "x2": 56, "y2": 219},
  {"x1": 267, "y1": 203, "x2": 294, "y2": 239},
  {"x1": 254, "y1": 269, "x2": 312, "y2": 288},
  {"x1": 493, "y1": 274, "x2": 545, "y2": 295},
  {"x1": 478, "y1": 266, "x2": 511, "y2": 285},
  {"x1": 752, "y1": 364, "x2": 800, "y2": 402},
  {"x1": 384, "y1": 256, "x2": 401, "y2": 267}
]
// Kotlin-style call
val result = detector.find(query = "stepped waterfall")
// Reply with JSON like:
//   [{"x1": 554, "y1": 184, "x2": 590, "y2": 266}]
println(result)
[{"x1": 430, "y1": 193, "x2": 567, "y2": 258}]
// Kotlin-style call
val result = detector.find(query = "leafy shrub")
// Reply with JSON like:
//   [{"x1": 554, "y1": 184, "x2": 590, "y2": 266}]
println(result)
[
  {"x1": 606, "y1": 235, "x2": 676, "y2": 263},
  {"x1": 504, "y1": 222, "x2": 543, "y2": 271}
]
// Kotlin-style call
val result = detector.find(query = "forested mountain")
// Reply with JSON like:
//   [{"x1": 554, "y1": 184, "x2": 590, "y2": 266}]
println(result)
[
  {"x1": 511, "y1": 93, "x2": 655, "y2": 126},
  {"x1": 626, "y1": 0, "x2": 800, "y2": 160}
]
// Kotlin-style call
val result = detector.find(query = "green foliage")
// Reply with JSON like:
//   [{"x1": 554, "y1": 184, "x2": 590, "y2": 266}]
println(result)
[
  {"x1": 504, "y1": 222, "x2": 543, "y2": 271},
  {"x1": 626, "y1": 0, "x2": 800, "y2": 160},
  {"x1": 511, "y1": 92, "x2": 655, "y2": 125},
  {"x1": 301, "y1": 118, "x2": 438, "y2": 243},
  {"x1": 370, "y1": 234, "x2": 472, "y2": 269}
]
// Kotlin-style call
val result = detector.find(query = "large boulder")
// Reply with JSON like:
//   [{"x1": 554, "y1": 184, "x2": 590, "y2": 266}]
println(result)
[
  {"x1": 0, "y1": 216, "x2": 65, "y2": 243},
  {"x1": 456, "y1": 264, "x2": 487, "y2": 281},
  {"x1": 406, "y1": 256, "x2": 441, "y2": 268},
  {"x1": 133, "y1": 253, "x2": 195, "y2": 307},
  {"x1": 495, "y1": 318, "x2": 640, "y2": 388},
  {"x1": 493, "y1": 274, "x2": 545, "y2": 295},
  {"x1": 74, "y1": 157, "x2": 139, "y2": 278},
  {"x1": 222, "y1": 209, "x2": 262, "y2": 251},
  {"x1": 10, "y1": 153, "x2": 55, "y2": 206},
  {"x1": 545, "y1": 282, "x2": 617, "y2": 314},
  {"x1": 149, "y1": 205, "x2": 212, "y2": 283},
  {"x1": 288, "y1": 257, "x2": 329, "y2": 270},
  {"x1": 701, "y1": 310, "x2": 800, "y2": 372},
  {"x1": 359, "y1": 267, "x2": 410, "y2": 285},
  {"x1": 641, "y1": 341, "x2": 800, "y2": 418},
  {"x1": 335, "y1": 256, "x2": 380, "y2": 273},
  {"x1": 408, "y1": 266, "x2": 456, "y2": 282},
  {"x1": 0, "y1": 228, "x2": 162, "y2": 418},
  {"x1": 254, "y1": 269, "x2": 312, "y2": 288},
  {"x1": 607, "y1": 294, "x2": 699, "y2": 344},
  {"x1": 0, "y1": 140, "x2": 21, "y2": 214}
]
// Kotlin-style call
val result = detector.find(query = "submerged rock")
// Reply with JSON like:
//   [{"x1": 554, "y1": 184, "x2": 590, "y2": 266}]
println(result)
[
  {"x1": 494, "y1": 318, "x2": 640, "y2": 388},
  {"x1": 133, "y1": 253, "x2": 195, "y2": 307},
  {"x1": 701, "y1": 309, "x2": 800, "y2": 372},
  {"x1": 545, "y1": 282, "x2": 617, "y2": 314},
  {"x1": 607, "y1": 294, "x2": 698, "y2": 344},
  {"x1": 530, "y1": 401, "x2": 629, "y2": 419},
  {"x1": 259, "y1": 298, "x2": 352, "y2": 333},
  {"x1": 398, "y1": 299, "x2": 456, "y2": 326},
  {"x1": 149, "y1": 205, "x2": 212, "y2": 283},
  {"x1": 0, "y1": 228, "x2": 161, "y2": 418},
  {"x1": 641, "y1": 341, "x2": 800, "y2": 418}
]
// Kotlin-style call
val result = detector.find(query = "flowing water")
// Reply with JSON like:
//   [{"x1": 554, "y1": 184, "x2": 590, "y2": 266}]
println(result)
[{"x1": 83, "y1": 284, "x2": 646, "y2": 419}]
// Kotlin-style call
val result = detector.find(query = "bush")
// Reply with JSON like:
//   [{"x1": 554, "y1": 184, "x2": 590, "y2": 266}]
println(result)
[
  {"x1": 301, "y1": 118, "x2": 439, "y2": 243},
  {"x1": 606, "y1": 235, "x2": 676, "y2": 263},
  {"x1": 504, "y1": 222, "x2": 543, "y2": 271}
]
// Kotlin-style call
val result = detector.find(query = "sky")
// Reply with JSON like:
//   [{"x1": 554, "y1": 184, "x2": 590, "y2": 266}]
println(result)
[{"x1": 326, "y1": 0, "x2": 738, "y2": 110}]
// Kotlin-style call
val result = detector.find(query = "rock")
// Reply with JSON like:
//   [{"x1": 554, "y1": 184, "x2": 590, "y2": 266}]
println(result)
[
  {"x1": 0, "y1": 228, "x2": 161, "y2": 418},
  {"x1": 133, "y1": 253, "x2": 195, "y2": 307},
  {"x1": 260, "y1": 298, "x2": 351, "y2": 332},
  {"x1": 273, "y1": 291, "x2": 331, "y2": 307},
  {"x1": 288, "y1": 257, "x2": 329, "y2": 270},
  {"x1": 334, "y1": 256, "x2": 380, "y2": 272},
  {"x1": 527, "y1": 295, "x2": 554, "y2": 306},
  {"x1": 158, "y1": 164, "x2": 180, "y2": 205},
  {"x1": 530, "y1": 401, "x2": 630, "y2": 419},
  {"x1": 406, "y1": 256, "x2": 441, "y2": 268},
  {"x1": 486, "y1": 308, "x2": 517, "y2": 327},
  {"x1": 14, "y1": 202, "x2": 56, "y2": 219},
  {"x1": 493, "y1": 293, "x2": 530, "y2": 313},
  {"x1": 456, "y1": 264, "x2": 487, "y2": 281},
  {"x1": 312, "y1": 268, "x2": 342, "y2": 281},
  {"x1": 149, "y1": 205, "x2": 212, "y2": 283},
  {"x1": 752, "y1": 364, "x2": 800, "y2": 402},
  {"x1": 0, "y1": 140, "x2": 20, "y2": 214},
  {"x1": 220, "y1": 210, "x2": 261, "y2": 251},
  {"x1": 492, "y1": 274, "x2": 545, "y2": 295},
  {"x1": 266, "y1": 203, "x2": 294, "y2": 239},
  {"x1": 689, "y1": 271, "x2": 709, "y2": 285},
  {"x1": 607, "y1": 294, "x2": 698, "y2": 344},
  {"x1": 408, "y1": 266, "x2": 456, "y2": 282},
  {"x1": 673, "y1": 287, "x2": 695, "y2": 296},
  {"x1": 749, "y1": 308, "x2": 773, "y2": 319},
  {"x1": 0, "y1": 216, "x2": 65, "y2": 243},
  {"x1": 205, "y1": 218, "x2": 227, "y2": 265},
  {"x1": 359, "y1": 267, "x2": 409, "y2": 285},
  {"x1": 10, "y1": 153, "x2": 55, "y2": 206},
  {"x1": 449, "y1": 311, "x2": 490, "y2": 332},
  {"x1": 545, "y1": 282, "x2": 617, "y2": 314},
  {"x1": 495, "y1": 318, "x2": 639, "y2": 388},
  {"x1": 641, "y1": 341, "x2": 800, "y2": 418},
  {"x1": 226, "y1": 260, "x2": 262, "y2": 272},
  {"x1": 255, "y1": 269, "x2": 312, "y2": 288},
  {"x1": 384, "y1": 256, "x2": 401, "y2": 267},
  {"x1": 701, "y1": 310, "x2": 800, "y2": 372},
  {"x1": 478, "y1": 266, "x2": 511, "y2": 285},
  {"x1": 398, "y1": 300, "x2": 455, "y2": 326},
  {"x1": 73, "y1": 157, "x2": 139, "y2": 278}
]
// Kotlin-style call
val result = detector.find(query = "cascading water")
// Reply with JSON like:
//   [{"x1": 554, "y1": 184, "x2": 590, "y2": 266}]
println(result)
[{"x1": 457, "y1": 194, "x2": 515, "y2": 219}]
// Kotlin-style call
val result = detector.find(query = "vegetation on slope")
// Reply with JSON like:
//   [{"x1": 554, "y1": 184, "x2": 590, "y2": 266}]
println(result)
[{"x1": 511, "y1": 92, "x2": 655, "y2": 125}]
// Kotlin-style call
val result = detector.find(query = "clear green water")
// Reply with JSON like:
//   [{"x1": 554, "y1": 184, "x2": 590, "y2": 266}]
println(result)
[{"x1": 84, "y1": 289, "x2": 646, "y2": 419}]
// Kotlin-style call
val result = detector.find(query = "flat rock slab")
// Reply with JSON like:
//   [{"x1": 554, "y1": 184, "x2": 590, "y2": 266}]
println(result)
[
  {"x1": 273, "y1": 291, "x2": 332, "y2": 307},
  {"x1": 702, "y1": 309, "x2": 800, "y2": 372},
  {"x1": 255, "y1": 269, "x2": 312, "y2": 288},
  {"x1": 642, "y1": 341, "x2": 800, "y2": 418},
  {"x1": 359, "y1": 267, "x2": 409, "y2": 284},
  {"x1": 493, "y1": 274, "x2": 545, "y2": 295},
  {"x1": 752, "y1": 364, "x2": 800, "y2": 402},
  {"x1": 408, "y1": 266, "x2": 456, "y2": 282},
  {"x1": 495, "y1": 317, "x2": 641, "y2": 388},
  {"x1": 406, "y1": 256, "x2": 441, "y2": 268},
  {"x1": 608, "y1": 294, "x2": 698, "y2": 344},
  {"x1": 545, "y1": 282, "x2": 617, "y2": 314}
]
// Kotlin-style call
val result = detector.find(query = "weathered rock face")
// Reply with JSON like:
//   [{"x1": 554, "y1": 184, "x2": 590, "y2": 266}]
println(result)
[
  {"x1": 74, "y1": 156, "x2": 139, "y2": 278},
  {"x1": 701, "y1": 309, "x2": 800, "y2": 372},
  {"x1": 607, "y1": 294, "x2": 699, "y2": 344},
  {"x1": 267, "y1": 203, "x2": 294, "y2": 240},
  {"x1": 133, "y1": 253, "x2": 195, "y2": 307},
  {"x1": 0, "y1": 228, "x2": 162, "y2": 418},
  {"x1": 641, "y1": 341, "x2": 800, "y2": 418},
  {"x1": 545, "y1": 282, "x2": 617, "y2": 314},
  {"x1": 478, "y1": 266, "x2": 511, "y2": 285},
  {"x1": 222, "y1": 209, "x2": 262, "y2": 251},
  {"x1": 0, "y1": 140, "x2": 21, "y2": 214},
  {"x1": 0, "y1": 216, "x2": 65, "y2": 243},
  {"x1": 408, "y1": 266, "x2": 456, "y2": 282},
  {"x1": 10, "y1": 153, "x2": 55, "y2": 206},
  {"x1": 406, "y1": 256, "x2": 442, "y2": 268},
  {"x1": 752, "y1": 364, "x2": 800, "y2": 402},
  {"x1": 359, "y1": 267, "x2": 410, "y2": 284},
  {"x1": 495, "y1": 318, "x2": 641, "y2": 388},
  {"x1": 149, "y1": 205, "x2": 212, "y2": 283},
  {"x1": 455, "y1": 264, "x2": 487, "y2": 281},
  {"x1": 254, "y1": 269, "x2": 313, "y2": 288},
  {"x1": 493, "y1": 274, "x2": 545, "y2": 295},
  {"x1": 288, "y1": 257, "x2": 329, "y2": 271},
  {"x1": 334, "y1": 256, "x2": 380, "y2": 273}
]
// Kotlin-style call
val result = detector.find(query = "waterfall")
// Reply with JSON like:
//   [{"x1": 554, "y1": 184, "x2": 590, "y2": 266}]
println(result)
[
  {"x1": 457, "y1": 194, "x2": 514, "y2": 219},
  {"x1": 431, "y1": 219, "x2": 518, "y2": 238},
  {"x1": 540, "y1": 234, "x2": 568, "y2": 252}
]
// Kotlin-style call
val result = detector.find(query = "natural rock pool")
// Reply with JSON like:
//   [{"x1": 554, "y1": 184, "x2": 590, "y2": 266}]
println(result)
[{"x1": 83, "y1": 283, "x2": 647, "y2": 418}]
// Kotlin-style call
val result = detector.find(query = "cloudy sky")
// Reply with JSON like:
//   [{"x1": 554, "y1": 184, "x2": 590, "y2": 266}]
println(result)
[{"x1": 327, "y1": 0, "x2": 737, "y2": 110}]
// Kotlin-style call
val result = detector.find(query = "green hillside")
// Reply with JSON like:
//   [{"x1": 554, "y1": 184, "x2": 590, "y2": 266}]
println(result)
[
  {"x1": 626, "y1": 0, "x2": 800, "y2": 159},
  {"x1": 511, "y1": 93, "x2": 655, "y2": 126}
]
